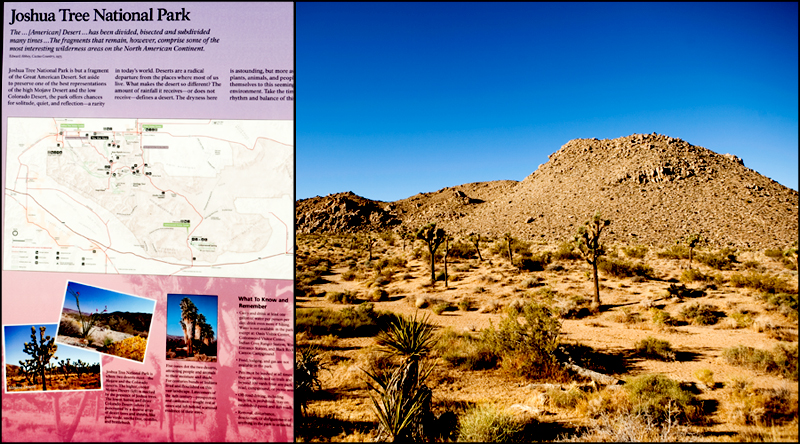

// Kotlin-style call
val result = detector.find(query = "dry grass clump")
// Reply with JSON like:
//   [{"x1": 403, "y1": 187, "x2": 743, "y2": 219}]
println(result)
[
  {"x1": 456, "y1": 404, "x2": 532, "y2": 442},
  {"x1": 722, "y1": 378, "x2": 799, "y2": 426},
  {"x1": 634, "y1": 336, "x2": 676, "y2": 361},
  {"x1": 366, "y1": 287, "x2": 389, "y2": 302},
  {"x1": 563, "y1": 409, "x2": 700, "y2": 442},
  {"x1": 611, "y1": 307, "x2": 646, "y2": 326},
  {"x1": 622, "y1": 244, "x2": 648, "y2": 259},
  {"x1": 695, "y1": 248, "x2": 738, "y2": 270},
  {"x1": 722, "y1": 343, "x2": 798, "y2": 380},
  {"x1": 555, "y1": 295, "x2": 593, "y2": 319},
  {"x1": 649, "y1": 308, "x2": 676, "y2": 328},
  {"x1": 576, "y1": 374, "x2": 702, "y2": 427},
  {"x1": 726, "y1": 309, "x2": 755, "y2": 328},
  {"x1": 680, "y1": 302, "x2": 721, "y2": 325},
  {"x1": 432, "y1": 301, "x2": 454, "y2": 315},
  {"x1": 756, "y1": 291, "x2": 798, "y2": 321},
  {"x1": 296, "y1": 303, "x2": 389, "y2": 338},
  {"x1": 546, "y1": 383, "x2": 588, "y2": 410},
  {"x1": 433, "y1": 328, "x2": 498, "y2": 371},
  {"x1": 694, "y1": 369, "x2": 715, "y2": 389},
  {"x1": 679, "y1": 268, "x2": 722, "y2": 284},
  {"x1": 597, "y1": 257, "x2": 654, "y2": 279},
  {"x1": 326, "y1": 290, "x2": 359, "y2": 304},
  {"x1": 730, "y1": 271, "x2": 795, "y2": 294}
]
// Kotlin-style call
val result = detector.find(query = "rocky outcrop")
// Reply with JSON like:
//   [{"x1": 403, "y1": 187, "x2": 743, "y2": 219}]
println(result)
[{"x1": 297, "y1": 134, "x2": 798, "y2": 249}]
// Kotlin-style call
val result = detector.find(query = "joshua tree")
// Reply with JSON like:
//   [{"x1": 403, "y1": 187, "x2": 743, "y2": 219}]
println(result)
[
  {"x1": 179, "y1": 298, "x2": 199, "y2": 355},
  {"x1": 366, "y1": 233, "x2": 376, "y2": 261},
  {"x1": 681, "y1": 233, "x2": 705, "y2": 269},
  {"x1": 442, "y1": 234, "x2": 451, "y2": 288},
  {"x1": 19, "y1": 326, "x2": 58, "y2": 391},
  {"x1": 416, "y1": 223, "x2": 446, "y2": 286},
  {"x1": 468, "y1": 233, "x2": 483, "y2": 261},
  {"x1": 573, "y1": 212, "x2": 611, "y2": 313},
  {"x1": 503, "y1": 232, "x2": 514, "y2": 264}
]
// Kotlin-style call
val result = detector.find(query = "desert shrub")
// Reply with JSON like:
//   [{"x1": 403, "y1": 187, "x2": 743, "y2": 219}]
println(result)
[
  {"x1": 730, "y1": 271, "x2": 794, "y2": 294},
  {"x1": 457, "y1": 299, "x2": 472, "y2": 311},
  {"x1": 728, "y1": 309, "x2": 755, "y2": 328},
  {"x1": 490, "y1": 236, "x2": 531, "y2": 260},
  {"x1": 388, "y1": 256, "x2": 407, "y2": 269},
  {"x1": 597, "y1": 257, "x2": 654, "y2": 278},
  {"x1": 680, "y1": 303, "x2": 720, "y2": 325},
  {"x1": 515, "y1": 251, "x2": 552, "y2": 271},
  {"x1": 448, "y1": 240, "x2": 476, "y2": 259},
  {"x1": 757, "y1": 292, "x2": 798, "y2": 320},
  {"x1": 434, "y1": 328, "x2": 498, "y2": 371},
  {"x1": 611, "y1": 307, "x2": 644, "y2": 325},
  {"x1": 679, "y1": 268, "x2": 721, "y2": 284},
  {"x1": 296, "y1": 269, "x2": 328, "y2": 287},
  {"x1": 622, "y1": 245, "x2": 648, "y2": 259},
  {"x1": 367, "y1": 287, "x2": 389, "y2": 302},
  {"x1": 723, "y1": 344, "x2": 798, "y2": 380},
  {"x1": 379, "y1": 231, "x2": 395, "y2": 245},
  {"x1": 695, "y1": 248, "x2": 737, "y2": 270},
  {"x1": 341, "y1": 269, "x2": 358, "y2": 281},
  {"x1": 552, "y1": 242, "x2": 581, "y2": 261},
  {"x1": 649, "y1": 308, "x2": 676, "y2": 327},
  {"x1": 326, "y1": 290, "x2": 358, "y2": 304},
  {"x1": 432, "y1": 302, "x2": 452, "y2": 315},
  {"x1": 624, "y1": 374, "x2": 701, "y2": 424},
  {"x1": 456, "y1": 404, "x2": 529, "y2": 443},
  {"x1": 764, "y1": 248, "x2": 785, "y2": 260},
  {"x1": 520, "y1": 277, "x2": 543, "y2": 289},
  {"x1": 547, "y1": 384, "x2": 588, "y2": 410},
  {"x1": 555, "y1": 295, "x2": 593, "y2": 319},
  {"x1": 634, "y1": 337, "x2": 676, "y2": 361},
  {"x1": 295, "y1": 303, "x2": 391, "y2": 338},
  {"x1": 771, "y1": 343, "x2": 799, "y2": 381},
  {"x1": 105, "y1": 336, "x2": 147, "y2": 361},
  {"x1": 578, "y1": 374, "x2": 702, "y2": 427},
  {"x1": 656, "y1": 244, "x2": 689, "y2": 260},
  {"x1": 665, "y1": 283, "x2": 704, "y2": 300},
  {"x1": 484, "y1": 301, "x2": 566, "y2": 381},
  {"x1": 724, "y1": 379, "x2": 798, "y2": 425},
  {"x1": 58, "y1": 318, "x2": 81, "y2": 337},
  {"x1": 694, "y1": 369, "x2": 714, "y2": 388}
]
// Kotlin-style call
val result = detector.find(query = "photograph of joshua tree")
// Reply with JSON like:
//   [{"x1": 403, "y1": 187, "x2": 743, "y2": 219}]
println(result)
[
  {"x1": 166, "y1": 294, "x2": 218, "y2": 362},
  {"x1": 4, "y1": 324, "x2": 102, "y2": 392},
  {"x1": 56, "y1": 281, "x2": 156, "y2": 363}
]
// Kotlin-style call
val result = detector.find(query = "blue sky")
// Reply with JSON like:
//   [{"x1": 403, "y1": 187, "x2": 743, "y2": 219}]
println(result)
[
  {"x1": 166, "y1": 294, "x2": 218, "y2": 338},
  {"x1": 61, "y1": 281, "x2": 156, "y2": 315},
  {"x1": 297, "y1": 2, "x2": 798, "y2": 202},
  {"x1": 4, "y1": 324, "x2": 101, "y2": 369}
]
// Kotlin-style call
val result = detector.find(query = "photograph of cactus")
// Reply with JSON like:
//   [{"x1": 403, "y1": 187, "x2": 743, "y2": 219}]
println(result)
[
  {"x1": 56, "y1": 281, "x2": 156, "y2": 363},
  {"x1": 165, "y1": 294, "x2": 218, "y2": 362},
  {"x1": 4, "y1": 324, "x2": 102, "y2": 392}
]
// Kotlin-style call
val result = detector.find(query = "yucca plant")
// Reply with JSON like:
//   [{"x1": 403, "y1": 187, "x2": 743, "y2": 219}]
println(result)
[
  {"x1": 375, "y1": 312, "x2": 437, "y2": 358},
  {"x1": 295, "y1": 345, "x2": 324, "y2": 417},
  {"x1": 363, "y1": 312, "x2": 438, "y2": 442}
]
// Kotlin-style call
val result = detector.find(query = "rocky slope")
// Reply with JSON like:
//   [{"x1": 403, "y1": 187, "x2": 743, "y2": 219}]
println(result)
[{"x1": 297, "y1": 133, "x2": 798, "y2": 248}]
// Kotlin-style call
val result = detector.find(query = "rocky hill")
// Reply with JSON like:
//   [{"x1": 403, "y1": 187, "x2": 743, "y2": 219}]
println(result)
[{"x1": 297, "y1": 133, "x2": 798, "y2": 248}]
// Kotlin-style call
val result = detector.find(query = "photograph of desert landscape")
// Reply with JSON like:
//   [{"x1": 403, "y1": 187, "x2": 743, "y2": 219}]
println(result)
[
  {"x1": 4, "y1": 324, "x2": 102, "y2": 393},
  {"x1": 295, "y1": 3, "x2": 797, "y2": 442},
  {"x1": 57, "y1": 281, "x2": 156, "y2": 363}
]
